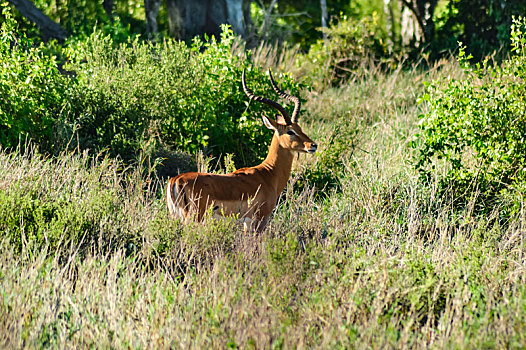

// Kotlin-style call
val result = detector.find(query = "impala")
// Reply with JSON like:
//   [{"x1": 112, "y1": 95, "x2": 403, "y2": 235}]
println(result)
[{"x1": 166, "y1": 69, "x2": 317, "y2": 232}]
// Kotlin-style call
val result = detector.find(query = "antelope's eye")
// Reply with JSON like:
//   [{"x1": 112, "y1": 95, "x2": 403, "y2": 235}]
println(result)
[{"x1": 287, "y1": 130, "x2": 297, "y2": 136}]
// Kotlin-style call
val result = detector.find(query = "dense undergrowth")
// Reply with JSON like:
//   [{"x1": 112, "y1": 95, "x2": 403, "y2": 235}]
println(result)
[
  {"x1": 0, "y1": 4, "x2": 301, "y2": 168},
  {"x1": 415, "y1": 17, "x2": 526, "y2": 215},
  {"x1": 1, "y1": 56, "x2": 525, "y2": 348},
  {"x1": 1, "y1": 2, "x2": 526, "y2": 348}
]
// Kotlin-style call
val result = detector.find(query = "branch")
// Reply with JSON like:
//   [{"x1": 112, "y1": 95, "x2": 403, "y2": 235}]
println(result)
[
  {"x1": 400, "y1": 0, "x2": 426, "y2": 40},
  {"x1": 7, "y1": 0, "x2": 67, "y2": 42},
  {"x1": 268, "y1": 11, "x2": 309, "y2": 18}
]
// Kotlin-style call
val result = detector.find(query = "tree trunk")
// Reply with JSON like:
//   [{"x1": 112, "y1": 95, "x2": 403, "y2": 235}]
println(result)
[
  {"x1": 144, "y1": 0, "x2": 161, "y2": 37},
  {"x1": 400, "y1": 0, "x2": 437, "y2": 46},
  {"x1": 103, "y1": 0, "x2": 114, "y2": 22},
  {"x1": 166, "y1": 0, "x2": 182, "y2": 38},
  {"x1": 383, "y1": 0, "x2": 397, "y2": 53},
  {"x1": 7, "y1": 0, "x2": 67, "y2": 42},
  {"x1": 320, "y1": 0, "x2": 328, "y2": 40},
  {"x1": 225, "y1": 0, "x2": 245, "y2": 36},
  {"x1": 419, "y1": 0, "x2": 437, "y2": 44},
  {"x1": 166, "y1": 0, "x2": 250, "y2": 41},
  {"x1": 242, "y1": 0, "x2": 253, "y2": 36}
]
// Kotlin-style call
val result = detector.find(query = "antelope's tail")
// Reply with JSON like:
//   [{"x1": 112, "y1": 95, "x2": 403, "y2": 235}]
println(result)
[{"x1": 166, "y1": 177, "x2": 188, "y2": 220}]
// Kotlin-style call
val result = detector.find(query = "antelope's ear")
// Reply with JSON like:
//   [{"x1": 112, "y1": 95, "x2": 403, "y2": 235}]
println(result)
[
  {"x1": 276, "y1": 114, "x2": 287, "y2": 125},
  {"x1": 262, "y1": 115, "x2": 278, "y2": 131}
]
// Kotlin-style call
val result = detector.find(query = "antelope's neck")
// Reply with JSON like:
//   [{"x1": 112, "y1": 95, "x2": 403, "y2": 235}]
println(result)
[{"x1": 258, "y1": 133, "x2": 294, "y2": 194}]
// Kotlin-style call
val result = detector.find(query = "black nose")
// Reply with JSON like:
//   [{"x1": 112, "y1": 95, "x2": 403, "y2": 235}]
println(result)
[{"x1": 307, "y1": 143, "x2": 318, "y2": 154}]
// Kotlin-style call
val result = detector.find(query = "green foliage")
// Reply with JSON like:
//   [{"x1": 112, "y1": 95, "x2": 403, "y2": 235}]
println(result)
[
  {"x1": 5, "y1": 0, "x2": 144, "y2": 40},
  {"x1": 0, "y1": 3, "x2": 69, "y2": 150},
  {"x1": 32, "y1": 0, "x2": 108, "y2": 35},
  {"x1": 0, "y1": 14, "x2": 303, "y2": 166},
  {"x1": 0, "y1": 151, "x2": 130, "y2": 256},
  {"x1": 0, "y1": 184, "x2": 124, "y2": 255},
  {"x1": 297, "y1": 15, "x2": 389, "y2": 88},
  {"x1": 250, "y1": 0, "x2": 350, "y2": 49},
  {"x1": 63, "y1": 25, "x2": 302, "y2": 165},
  {"x1": 0, "y1": 146, "x2": 242, "y2": 269},
  {"x1": 434, "y1": 0, "x2": 526, "y2": 60},
  {"x1": 414, "y1": 17, "x2": 526, "y2": 210},
  {"x1": 296, "y1": 122, "x2": 356, "y2": 196}
]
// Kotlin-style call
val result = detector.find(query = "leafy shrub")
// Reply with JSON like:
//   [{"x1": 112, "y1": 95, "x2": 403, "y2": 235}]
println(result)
[
  {"x1": 0, "y1": 8, "x2": 303, "y2": 167},
  {"x1": 31, "y1": 0, "x2": 109, "y2": 35},
  {"x1": 64, "y1": 25, "x2": 302, "y2": 166},
  {"x1": 0, "y1": 3, "x2": 69, "y2": 150},
  {"x1": 295, "y1": 122, "x2": 356, "y2": 197},
  {"x1": 296, "y1": 14, "x2": 389, "y2": 89},
  {"x1": 434, "y1": 0, "x2": 526, "y2": 60},
  {"x1": 0, "y1": 150, "x2": 131, "y2": 256},
  {"x1": 414, "y1": 17, "x2": 526, "y2": 210}
]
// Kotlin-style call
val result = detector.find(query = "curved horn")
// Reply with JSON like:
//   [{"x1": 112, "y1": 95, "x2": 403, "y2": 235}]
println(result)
[
  {"x1": 242, "y1": 68, "x2": 292, "y2": 125},
  {"x1": 268, "y1": 69, "x2": 301, "y2": 123}
]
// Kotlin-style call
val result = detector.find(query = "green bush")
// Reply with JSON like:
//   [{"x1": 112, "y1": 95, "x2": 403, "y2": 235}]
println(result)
[
  {"x1": 414, "y1": 17, "x2": 526, "y2": 210},
  {"x1": 31, "y1": 0, "x2": 108, "y2": 35},
  {"x1": 64, "y1": 25, "x2": 302, "y2": 166},
  {"x1": 0, "y1": 8, "x2": 303, "y2": 167},
  {"x1": 295, "y1": 122, "x2": 356, "y2": 197},
  {"x1": 296, "y1": 14, "x2": 389, "y2": 89},
  {"x1": 0, "y1": 151, "x2": 130, "y2": 256},
  {"x1": 433, "y1": 0, "x2": 526, "y2": 61},
  {"x1": 0, "y1": 3, "x2": 69, "y2": 150}
]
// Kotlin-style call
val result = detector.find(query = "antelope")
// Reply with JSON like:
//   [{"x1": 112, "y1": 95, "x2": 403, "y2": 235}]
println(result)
[{"x1": 166, "y1": 69, "x2": 317, "y2": 232}]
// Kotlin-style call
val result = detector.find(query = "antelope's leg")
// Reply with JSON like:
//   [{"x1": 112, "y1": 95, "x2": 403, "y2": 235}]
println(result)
[{"x1": 253, "y1": 216, "x2": 270, "y2": 234}]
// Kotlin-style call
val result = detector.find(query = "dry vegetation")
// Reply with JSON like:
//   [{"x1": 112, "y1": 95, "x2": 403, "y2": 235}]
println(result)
[{"x1": 1, "y1": 58, "x2": 525, "y2": 349}]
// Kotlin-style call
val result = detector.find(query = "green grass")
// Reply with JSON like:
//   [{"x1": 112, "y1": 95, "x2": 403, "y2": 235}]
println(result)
[{"x1": 1, "y1": 59, "x2": 525, "y2": 349}]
